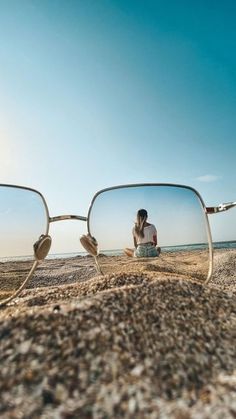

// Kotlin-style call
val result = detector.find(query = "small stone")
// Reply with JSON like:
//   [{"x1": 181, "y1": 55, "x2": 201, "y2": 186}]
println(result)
[
  {"x1": 18, "y1": 339, "x2": 32, "y2": 354},
  {"x1": 131, "y1": 365, "x2": 144, "y2": 377}
]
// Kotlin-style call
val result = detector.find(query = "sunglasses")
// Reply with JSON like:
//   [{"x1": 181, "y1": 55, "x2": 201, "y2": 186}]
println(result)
[{"x1": 0, "y1": 183, "x2": 235, "y2": 307}]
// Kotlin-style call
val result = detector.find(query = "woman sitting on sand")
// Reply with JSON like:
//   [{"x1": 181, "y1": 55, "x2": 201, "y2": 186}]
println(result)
[{"x1": 124, "y1": 209, "x2": 161, "y2": 258}]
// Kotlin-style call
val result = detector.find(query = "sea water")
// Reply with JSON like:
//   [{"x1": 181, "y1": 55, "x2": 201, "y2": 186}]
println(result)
[
  {"x1": 1, "y1": 241, "x2": 236, "y2": 262},
  {"x1": 49, "y1": 240, "x2": 236, "y2": 257}
]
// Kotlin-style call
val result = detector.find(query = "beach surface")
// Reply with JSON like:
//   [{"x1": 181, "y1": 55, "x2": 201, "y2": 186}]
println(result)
[{"x1": 0, "y1": 249, "x2": 236, "y2": 418}]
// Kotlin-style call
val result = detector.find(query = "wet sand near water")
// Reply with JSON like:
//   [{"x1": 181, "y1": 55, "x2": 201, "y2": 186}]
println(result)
[{"x1": 0, "y1": 249, "x2": 236, "y2": 418}]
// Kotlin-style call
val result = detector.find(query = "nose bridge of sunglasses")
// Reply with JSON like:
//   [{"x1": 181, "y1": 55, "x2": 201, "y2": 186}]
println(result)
[
  {"x1": 34, "y1": 235, "x2": 52, "y2": 261},
  {"x1": 49, "y1": 215, "x2": 87, "y2": 222}
]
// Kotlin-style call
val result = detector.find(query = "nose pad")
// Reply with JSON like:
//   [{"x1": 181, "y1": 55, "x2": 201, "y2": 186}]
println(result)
[
  {"x1": 34, "y1": 234, "x2": 52, "y2": 261},
  {"x1": 80, "y1": 234, "x2": 98, "y2": 256}
]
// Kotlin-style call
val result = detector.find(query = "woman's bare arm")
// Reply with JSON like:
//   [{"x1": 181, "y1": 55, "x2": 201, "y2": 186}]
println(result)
[{"x1": 153, "y1": 234, "x2": 157, "y2": 246}]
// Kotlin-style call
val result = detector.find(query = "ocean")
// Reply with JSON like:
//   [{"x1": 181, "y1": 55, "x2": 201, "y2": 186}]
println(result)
[
  {"x1": 48, "y1": 240, "x2": 236, "y2": 258},
  {"x1": 1, "y1": 240, "x2": 236, "y2": 263}
]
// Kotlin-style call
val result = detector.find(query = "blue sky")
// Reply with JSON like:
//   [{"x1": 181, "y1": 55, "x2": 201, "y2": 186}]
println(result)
[{"x1": 0, "y1": 0, "x2": 235, "y2": 251}]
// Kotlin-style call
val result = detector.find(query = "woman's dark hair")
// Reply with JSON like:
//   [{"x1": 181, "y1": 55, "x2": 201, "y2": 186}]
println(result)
[{"x1": 134, "y1": 209, "x2": 148, "y2": 238}]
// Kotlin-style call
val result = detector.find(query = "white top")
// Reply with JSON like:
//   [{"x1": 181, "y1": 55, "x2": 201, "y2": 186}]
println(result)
[{"x1": 133, "y1": 224, "x2": 157, "y2": 245}]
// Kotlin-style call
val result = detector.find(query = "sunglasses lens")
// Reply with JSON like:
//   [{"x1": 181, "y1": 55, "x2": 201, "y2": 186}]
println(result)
[
  {"x1": 0, "y1": 186, "x2": 48, "y2": 303},
  {"x1": 88, "y1": 185, "x2": 212, "y2": 283}
]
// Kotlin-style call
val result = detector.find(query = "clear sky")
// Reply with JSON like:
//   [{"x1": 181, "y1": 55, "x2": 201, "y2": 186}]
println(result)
[{"x1": 0, "y1": 0, "x2": 235, "y2": 253}]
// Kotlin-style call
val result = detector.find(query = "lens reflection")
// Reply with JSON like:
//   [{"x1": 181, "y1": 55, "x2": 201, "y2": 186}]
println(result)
[
  {"x1": 0, "y1": 186, "x2": 48, "y2": 302},
  {"x1": 88, "y1": 185, "x2": 211, "y2": 282}
]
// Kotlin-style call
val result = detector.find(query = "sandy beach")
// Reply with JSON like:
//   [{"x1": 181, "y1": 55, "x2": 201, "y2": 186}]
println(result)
[{"x1": 0, "y1": 249, "x2": 236, "y2": 418}]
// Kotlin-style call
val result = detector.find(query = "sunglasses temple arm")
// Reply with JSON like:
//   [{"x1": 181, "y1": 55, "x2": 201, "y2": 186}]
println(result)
[
  {"x1": 206, "y1": 201, "x2": 236, "y2": 215},
  {"x1": 0, "y1": 260, "x2": 39, "y2": 307}
]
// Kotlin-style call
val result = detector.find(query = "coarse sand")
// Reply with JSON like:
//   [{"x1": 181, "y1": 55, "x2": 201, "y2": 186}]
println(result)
[{"x1": 0, "y1": 250, "x2": 236, "y2": 418}]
